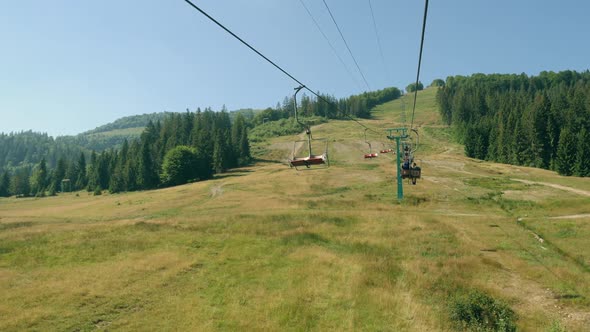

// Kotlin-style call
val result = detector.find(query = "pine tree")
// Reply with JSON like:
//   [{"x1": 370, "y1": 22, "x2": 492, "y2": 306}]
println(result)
[
  {"x1": 556, "y1": 127, "x2": 577, "y2": 176},
  {"x1": 52, "y1": 157, "x2": 67, "y2": 192},
  {"x1": 109, "y1": 168, "x2": 125, "y2": 193},
  {"x1": 10, "y1": 167, "x2": 31, "y2": 196},
  {"x1": 138, "y1": 141, "x2": 158, "y2": 189},
  {"x1": 191, "y1": 112, "x2": 214, "y2": 174},
  {"x1": 212, "y1": 133, "x2": 224, "y2": 174},
  {"x1": 87, "y1": 151, "x2": 98, "y2": 191},
  {"x1": 239, "y1": 129, "x2": 251, "y2": 165},
  {"x1": 75, "y1": 152, "x2": 87, "y2": 190},
  {"x1": 125, "y1": 141, "x2": 140, "y2": 191},
  {"x1": 0, "y1": 171, "x2": 10, "y2": 197},
  {"x1": 30, "y1": 158, "x2": 48, "y2": 195},
  {"x1": 574, "y1": 128, "x2": 590, "y2": 176}
]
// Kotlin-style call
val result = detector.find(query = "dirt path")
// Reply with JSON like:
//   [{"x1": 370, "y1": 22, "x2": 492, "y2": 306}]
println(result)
[
  {"x1": 210, "y1": 184, "x2": 223, "y2": 198},
  {"x1": 512, "y1": 179, "x2": 590, "y2": 197},
  {"x1": 549, "y1": 214, "x2": 590, "y2": 219}
]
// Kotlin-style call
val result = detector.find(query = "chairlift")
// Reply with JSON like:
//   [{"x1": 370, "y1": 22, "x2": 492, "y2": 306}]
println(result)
[
  {"x1": 400, "y1": 129, "x2": 421, "y2": 183},
  {"x1": 380, "y1": 142, "x2": 394, "y2": 154},
  {"x1": 380, "y1": 148, "x2": 394, "y2": 154},
  {"x1": 288, "y1": 86, "x2": 329, "y2": 170},
  {"x1": 363, "y1": 128, "x2": 378, "y2": 159}
]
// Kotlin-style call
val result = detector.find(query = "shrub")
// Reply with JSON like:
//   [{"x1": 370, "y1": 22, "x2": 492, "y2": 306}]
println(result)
[
  {"x1": 160, "y1": 145, "x2": 199, "y2": 187},
  {"x1": 406, "y1": 81, "x2": 424, "y2": 92},
  {"x1": 430, "y1": 78, "x2": 445, "y2": 87},
  {"x1": 93, "y1": 185, "x2": 102, "y2": 196},
  {"x1": 449, "y1": 290, "x2": 517, "y2": 332}
]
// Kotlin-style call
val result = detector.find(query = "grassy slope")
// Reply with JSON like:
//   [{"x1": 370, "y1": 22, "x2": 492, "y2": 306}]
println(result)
[{"x1": 1, "y1": 88, "x2": 590, "y2": 331}]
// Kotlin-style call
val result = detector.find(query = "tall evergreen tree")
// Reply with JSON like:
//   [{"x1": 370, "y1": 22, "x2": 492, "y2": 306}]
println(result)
[
  {"x1": 10, "y1": 167, "x2": 31, "y2": 196},
  {"x1": 0, "y1": 171, "x2": 11, "y2": 197},
  {"x1": 30, "y1": 158, "x2": 48, "y2": 195},
  {"x1": 555, "y1": 127, "x2": 577, "y2": 176},
  {"x1": 52, "y1": 157, "x2": 67, "y2": 192},
  {"x1": 575, "y1": 128, "x2": 590, "y2": 176},
  {"x1": 75, "y1": 152, "x2": 87, "y2": 190},
  {"x1": 137, "y1": 121, "x2": 160, "y2": 189},
  {"x1": 212, "y1": 133, "x2": 225, "y2": 174},
  {"x1": 87, "y1": 151, "x2": 99, "y2": 191},
  {"x1": 138, "y1": 141, "x2": 158, "y2": 189}
]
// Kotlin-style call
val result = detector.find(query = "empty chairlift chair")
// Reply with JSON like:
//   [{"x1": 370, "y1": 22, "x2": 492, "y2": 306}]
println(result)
[
  {"x1": 288, "y1": 86, "x2": 330, "y2": 170},
  {"x1": 363, "y1": 129, "x2": 378, "y2": 159}
]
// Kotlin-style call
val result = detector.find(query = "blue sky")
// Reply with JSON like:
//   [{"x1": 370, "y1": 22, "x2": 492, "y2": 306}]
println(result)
[{"x1": 1, "y1": 0, "x2": 589, "y2": 136}]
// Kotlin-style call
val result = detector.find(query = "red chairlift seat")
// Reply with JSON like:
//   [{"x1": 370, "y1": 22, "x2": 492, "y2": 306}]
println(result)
[
  {"x1": 289, "y1": 154, "x2": 327, "y2": 168},
  {"x1": 380, "y1": 148, "x2": 393, "y2": 154},
  {"x1": 364, "y1": 153, "x2": 379, "y2": 159}
]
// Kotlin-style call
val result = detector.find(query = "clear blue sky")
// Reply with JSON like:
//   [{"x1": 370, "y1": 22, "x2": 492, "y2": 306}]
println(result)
[{"x1": 1, "y1": 0, "x2": 589, "y2": 136}]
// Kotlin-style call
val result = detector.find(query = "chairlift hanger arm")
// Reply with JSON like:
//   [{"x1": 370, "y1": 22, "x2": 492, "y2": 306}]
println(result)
[
  {"x1": 411, "y1": 128, "x2": 420, "y2": 153},
  {"x1": 293, "y1": 85, "x2": 309, "y2": 132},
  {"x1": 364, "y1": 128, "x2": 372, "y2": 153}
]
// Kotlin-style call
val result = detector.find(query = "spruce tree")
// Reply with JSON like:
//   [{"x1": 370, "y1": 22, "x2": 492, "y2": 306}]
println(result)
[
  {"x1": 75, "y1": 152, "x2": 87, "y2": 190},
  {"x1": 52, "y1": 157, "x2": 67, "y2": 192},
  {"x1": 10, "y1": 167, "x2": 31, "y2": 196},
  {"x1": 30, "y1": 158, "x2": 48, "y2": 195},
  {"x1": 0, "y1": 171, "x2": 10, "y2": 197},
  {"x1": 212, "y1": 133, "x2": 224, "y2": 174},
  {"x1": 574, "y1": 128, "x2": 590, "y2": 176},
  {"x1": 556, "y1": 127, "x2": 577, "y2": 176},
  {"x1": 138, "y1": 141, "x2": 158, "y2": 189},
  {"x1": 87, "y1": 151, "x2": 98, "y2": 191}
]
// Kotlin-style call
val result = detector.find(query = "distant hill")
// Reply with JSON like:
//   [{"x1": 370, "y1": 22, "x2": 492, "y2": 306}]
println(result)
[
  {"x1": 0, "y1": 110, "x2": 261, "y2": 171},
  {"x1": 82, "y1": 112, "x2": 173, "y2": 135},
  {"x1": 71, "y1": 112, "x2": 173, "y2": 151},
  {"x1": 0, "y1": 85, "x2": 398, "y2": 172}
]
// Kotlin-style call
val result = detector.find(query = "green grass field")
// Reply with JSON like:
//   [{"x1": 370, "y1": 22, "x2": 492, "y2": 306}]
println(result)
[{"x1": 1, "y1": 88, "x2": 589, "y2": 331}]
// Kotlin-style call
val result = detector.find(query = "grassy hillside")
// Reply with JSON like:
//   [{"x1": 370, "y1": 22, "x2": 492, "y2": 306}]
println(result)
[
  {"x1": 1, "y1": 88, "x2": 589, "y2": 331},
  {"x1": 82, "y1": 112, "x2": 172, "y2": 135}
]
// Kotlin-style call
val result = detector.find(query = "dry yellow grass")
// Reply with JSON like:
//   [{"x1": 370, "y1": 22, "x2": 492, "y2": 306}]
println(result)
[{"x1": 1, "y1": 88, "x2": 589, "y2": 331}]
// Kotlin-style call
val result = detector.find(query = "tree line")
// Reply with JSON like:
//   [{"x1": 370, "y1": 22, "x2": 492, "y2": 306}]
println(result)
[
  {"x1": 0, "y1": 131, "x2": 86, "y2": 171},
  {"x1": 250, "y1": 86, "x2": 402, "y2": 126},
  {"x1": 436, "y1": 70, "x2": 590, "y2": 176},
  {"x1": 0, "y1": 110, "x2": 251, "y2": 197},
  {"x1": 0, "y1": 86, "x2": 401, "y2": 197}
]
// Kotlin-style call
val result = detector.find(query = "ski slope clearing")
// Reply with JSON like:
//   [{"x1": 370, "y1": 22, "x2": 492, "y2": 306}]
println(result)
[{"x1": 1, "y1": 89, "x2": 589, "y2": 331}]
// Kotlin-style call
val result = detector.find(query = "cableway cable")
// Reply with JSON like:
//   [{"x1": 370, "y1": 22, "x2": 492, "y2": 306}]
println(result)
[
  {"x1": 298, "y1": 0, "x2": 362, "y2": 91},
  {"x1": 183, "y1": 0, "x2": 307, "y2": 89},
  {"x1": 409, "y1": 0, "x2": 429, "y2": 130},
  {"x1": 321, "y1": 0, "x2": 371, "y2": 91},
  {"x1": 367, "y1": 0, "x2": 390, "y2": 81},
  {"x1": 183, "y1": 0, "x2": 381, "y2": 136}
]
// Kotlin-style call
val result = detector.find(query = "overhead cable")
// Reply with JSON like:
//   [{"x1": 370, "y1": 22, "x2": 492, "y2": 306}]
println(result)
[
  {"x1": 409, "y1": 0, "x2": 429, "y2": 130},
  {"x1": 298, "y1": 0, "x2": 362, "y2": 91},
  {"x1": 367, "y1": 0, "x2": 390, "y2": 81},
  {"x1": 321, "y1": 0, "x2": 371, "y2": 91},
  {"x1": 183, "y1": 0, "x2": 381, "y2": 135}
]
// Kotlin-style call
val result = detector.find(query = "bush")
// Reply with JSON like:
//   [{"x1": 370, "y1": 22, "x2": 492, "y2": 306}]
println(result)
[
  {"x1": 430, "y1": 78, "x2": 445, "y2": 87},
  {"x1": 406, "y1": 81, "x2": 424, "y2": 92},
  {"x1": 546, "y1": 320, "x2": 566, "y2": 332},
  {"x1": 161, "y1": 145, "x2": 199, "y2": 186},
  {"x1": 93, "y1": 185, "x2": 102, "y2": 196},
  {"x1": 449, "y1": 290, "x2": 517, "y2": 332},
  {"x1": 47, "y1": 184, "x2": 57, "y2": 196}
]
